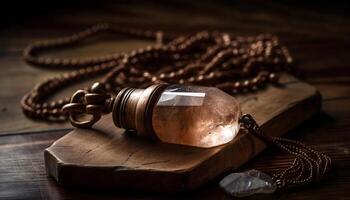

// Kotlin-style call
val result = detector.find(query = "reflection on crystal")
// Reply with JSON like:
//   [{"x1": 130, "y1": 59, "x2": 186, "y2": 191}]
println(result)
[
  {"x1": 157, "y1": 91, "x2": 206, "y2": 106},
  {"x1": 152, "y1": 85, "x2": 241, "y2": 148},
  {"x1": 219, "y1": 169, "x2": 277, "y2": 197}
]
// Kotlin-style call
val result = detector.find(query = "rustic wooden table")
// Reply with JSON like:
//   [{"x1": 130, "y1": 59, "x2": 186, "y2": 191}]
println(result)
[{"x1": 1, "y1": 1, "x2": 349, "y2": 199}]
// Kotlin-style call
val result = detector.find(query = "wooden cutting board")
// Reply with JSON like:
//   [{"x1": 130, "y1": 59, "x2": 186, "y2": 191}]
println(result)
[{"x1": 44, "y1": 73, "x2": 321, "y2": 192}]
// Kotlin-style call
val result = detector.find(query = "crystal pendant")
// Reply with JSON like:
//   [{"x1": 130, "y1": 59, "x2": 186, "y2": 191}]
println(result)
[
  {"x1": 219, "y1": 169, "x2": 277, "y2": 197},
  {"x1": 152, "y1": 85, "x2": 241, "y2": 148}
]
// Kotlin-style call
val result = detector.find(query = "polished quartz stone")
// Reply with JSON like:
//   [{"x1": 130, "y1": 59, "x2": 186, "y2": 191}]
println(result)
[
  {"x1": 152, "y1": 85, "x2": 241, "y2": 148},
  {"x1": 219, "y1": 169, "x2": 277, "y2": 197}
]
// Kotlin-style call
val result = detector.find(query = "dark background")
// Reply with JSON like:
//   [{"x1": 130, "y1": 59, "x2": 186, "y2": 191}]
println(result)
[
  {"x1": 0, "y1": 1, "x2": 350, "y2": 199},
  {"x1": 1, "y1": 0, "x2": 349, "y2": 24}
]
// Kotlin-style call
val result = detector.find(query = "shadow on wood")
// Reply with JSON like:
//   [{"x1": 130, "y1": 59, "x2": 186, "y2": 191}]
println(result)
[{"x1": 45, "y1": 73, "x2": 321, "y2": 192}]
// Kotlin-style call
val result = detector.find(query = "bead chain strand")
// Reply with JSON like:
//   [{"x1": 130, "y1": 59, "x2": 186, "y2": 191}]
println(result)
[
  {"x1": 21, "y1": 23, "x2": 292, "y2": 121},
  {"x1": 21, "y1": 23, "x2": 330, "y2": 190},
  {"x1": 239, "y1": 114, "x2": 331, "y2": 189}
]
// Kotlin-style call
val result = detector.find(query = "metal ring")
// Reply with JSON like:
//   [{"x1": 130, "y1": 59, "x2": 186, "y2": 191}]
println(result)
[
  {"x1": 69, "y1": 113, "x2": 101, "y2": 128},
  {"x1": 71, "y1": 90, "x2": 87, "y2": 102},
  {"x1": 86, "y1": 105, "x2": 106, "y2": 114},
  {"x1": 85, "y1": 93, "x2": 109, "y2": 104},
  {"x1": 62, "y1": 103, "x2": 85, "y2": 113},
  {"x1": 63, "y1": 89, "x2": 102, "y2": 128}
]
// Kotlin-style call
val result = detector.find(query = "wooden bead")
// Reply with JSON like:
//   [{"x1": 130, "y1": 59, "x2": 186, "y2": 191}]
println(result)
[
  {"x1": 233, "y1": 82, "x2": 241, "y2": 89},
  {"x1": 243, "y1": 80, "x2": 251, "y2": 88},
  {"x1": 91, "y1": 82, "x2": 106, "y2": 93},
  {"x1": 269, "y1": 73, "x2": 279, "y2": 83},
  {"x1": 21, "y1": 25, "x2": 293, "y2": 121}
]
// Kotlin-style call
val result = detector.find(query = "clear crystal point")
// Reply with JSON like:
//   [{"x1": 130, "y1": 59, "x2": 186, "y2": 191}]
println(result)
[
  {"x1": 219, "y1": 169, "x2": 277, "y2": 197},
  {"x1": 152, "y1": 85, "x2": 241, "y2": 148}
]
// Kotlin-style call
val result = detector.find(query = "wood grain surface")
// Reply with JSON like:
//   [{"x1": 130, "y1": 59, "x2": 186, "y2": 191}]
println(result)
[
  {"x1": 1, "y1": 0, "x2": 350, "y2": 199},
  {"x1": 44, "y1": 74, "x2": 321, "y2": 192}
]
